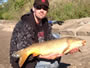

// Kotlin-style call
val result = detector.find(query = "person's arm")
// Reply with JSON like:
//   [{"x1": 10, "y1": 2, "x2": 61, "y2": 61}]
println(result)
[
  {"x1": 38, "y1": 48, "x2": 79, "y2": 60},
  {"x1": 39, "y1": 53, "x2": 63, "y2": 60},
  {"x1": 10, "y1": 20, "x2": 34, "y2": 60}
]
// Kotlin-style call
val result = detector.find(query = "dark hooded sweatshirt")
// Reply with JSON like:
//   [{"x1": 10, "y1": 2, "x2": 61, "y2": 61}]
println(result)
[{"x1": 10, "y1": 11, "x2": 55, "y2": 68}]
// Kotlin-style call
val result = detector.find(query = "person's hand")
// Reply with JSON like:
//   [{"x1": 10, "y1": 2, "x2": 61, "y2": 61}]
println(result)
[
  {"x1": 69, "y1": 48, "x2": 79, "y2": 54},
  {"x1": 39, "y1": 53, "x2": 63, "y2": 60}
]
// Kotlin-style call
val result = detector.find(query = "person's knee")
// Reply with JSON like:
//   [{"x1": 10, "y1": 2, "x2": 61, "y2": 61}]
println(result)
[{"x1": 35, "y1": 61, "x2": 59, "y2": 68}]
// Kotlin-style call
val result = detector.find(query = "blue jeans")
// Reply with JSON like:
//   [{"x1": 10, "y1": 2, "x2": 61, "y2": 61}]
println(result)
[{"x1": 35, "y1": 61, "x2": 59, "y2": 68}]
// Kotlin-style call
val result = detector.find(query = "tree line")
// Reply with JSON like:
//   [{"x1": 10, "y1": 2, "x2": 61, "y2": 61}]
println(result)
[{"x1": 0, "y1": 0, "x2": 90, "y2": 21}]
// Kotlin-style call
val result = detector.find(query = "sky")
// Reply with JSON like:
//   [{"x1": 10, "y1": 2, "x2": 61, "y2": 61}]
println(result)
[
  {"x1": 0, "y1": 0, "x2": 8, "y2": 4},
  {"x1": 3, "y1": 0, "x2": 8, "y2": 2}
]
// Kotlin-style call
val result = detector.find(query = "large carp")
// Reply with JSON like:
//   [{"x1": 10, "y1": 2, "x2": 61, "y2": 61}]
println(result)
[{"x1": 12, "y1": 37, "x2": 86, "y2": 68}]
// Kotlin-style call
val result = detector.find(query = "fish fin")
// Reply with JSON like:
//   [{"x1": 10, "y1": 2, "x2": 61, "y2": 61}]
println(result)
[
  {"x1": 63, "y1": 39, "x2": 71, "y2": 54},
  {"x1": 62, "y1": 45, "x2": 70, "y2": 54},
  {"x1": 19, "y1": 53, "x2": 28, "y2": 68},
  {"x1": 18, "y1": 49, "x2": 34, "y2": 67}
]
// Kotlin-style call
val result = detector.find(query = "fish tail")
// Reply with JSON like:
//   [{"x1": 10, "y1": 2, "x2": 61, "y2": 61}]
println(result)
[
  {"x1": 12, "y1": 47, "x2": 40, "y2": 67},
  {"x1": 19, "y1": 49, "x2": 39, "y2": 67},
  {"x1": 19, "y1": 53, "x2": 29, "y2": 68}
]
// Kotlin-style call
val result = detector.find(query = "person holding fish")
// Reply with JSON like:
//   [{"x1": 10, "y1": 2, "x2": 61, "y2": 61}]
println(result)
[{"x1": 10, "y1": 0, "x2": 79, "y2": 68}]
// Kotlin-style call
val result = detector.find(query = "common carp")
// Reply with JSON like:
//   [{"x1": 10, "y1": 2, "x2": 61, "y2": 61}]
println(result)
[{"x1": 12, "y1": 37, "x2": 86, "y2": 68}]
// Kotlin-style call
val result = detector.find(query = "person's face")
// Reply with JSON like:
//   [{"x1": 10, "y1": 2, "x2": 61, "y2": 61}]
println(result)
[{"x1": 33, "y1": 5, "x2": 49, "y2": 19}]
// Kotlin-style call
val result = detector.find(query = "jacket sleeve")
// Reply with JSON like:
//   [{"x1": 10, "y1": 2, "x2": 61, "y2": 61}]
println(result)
[{"x1": 10, "y1": 20, "x2": 34, "y2": 55}]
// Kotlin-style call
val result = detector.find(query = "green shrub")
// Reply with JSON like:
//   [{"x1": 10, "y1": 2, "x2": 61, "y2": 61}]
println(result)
[
  {"x1": 0, "y1": 0, "x2": 90, "y2": 20},
  {"x1": 48, "y1": 0, "x2": 90, "y2": 20}
]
